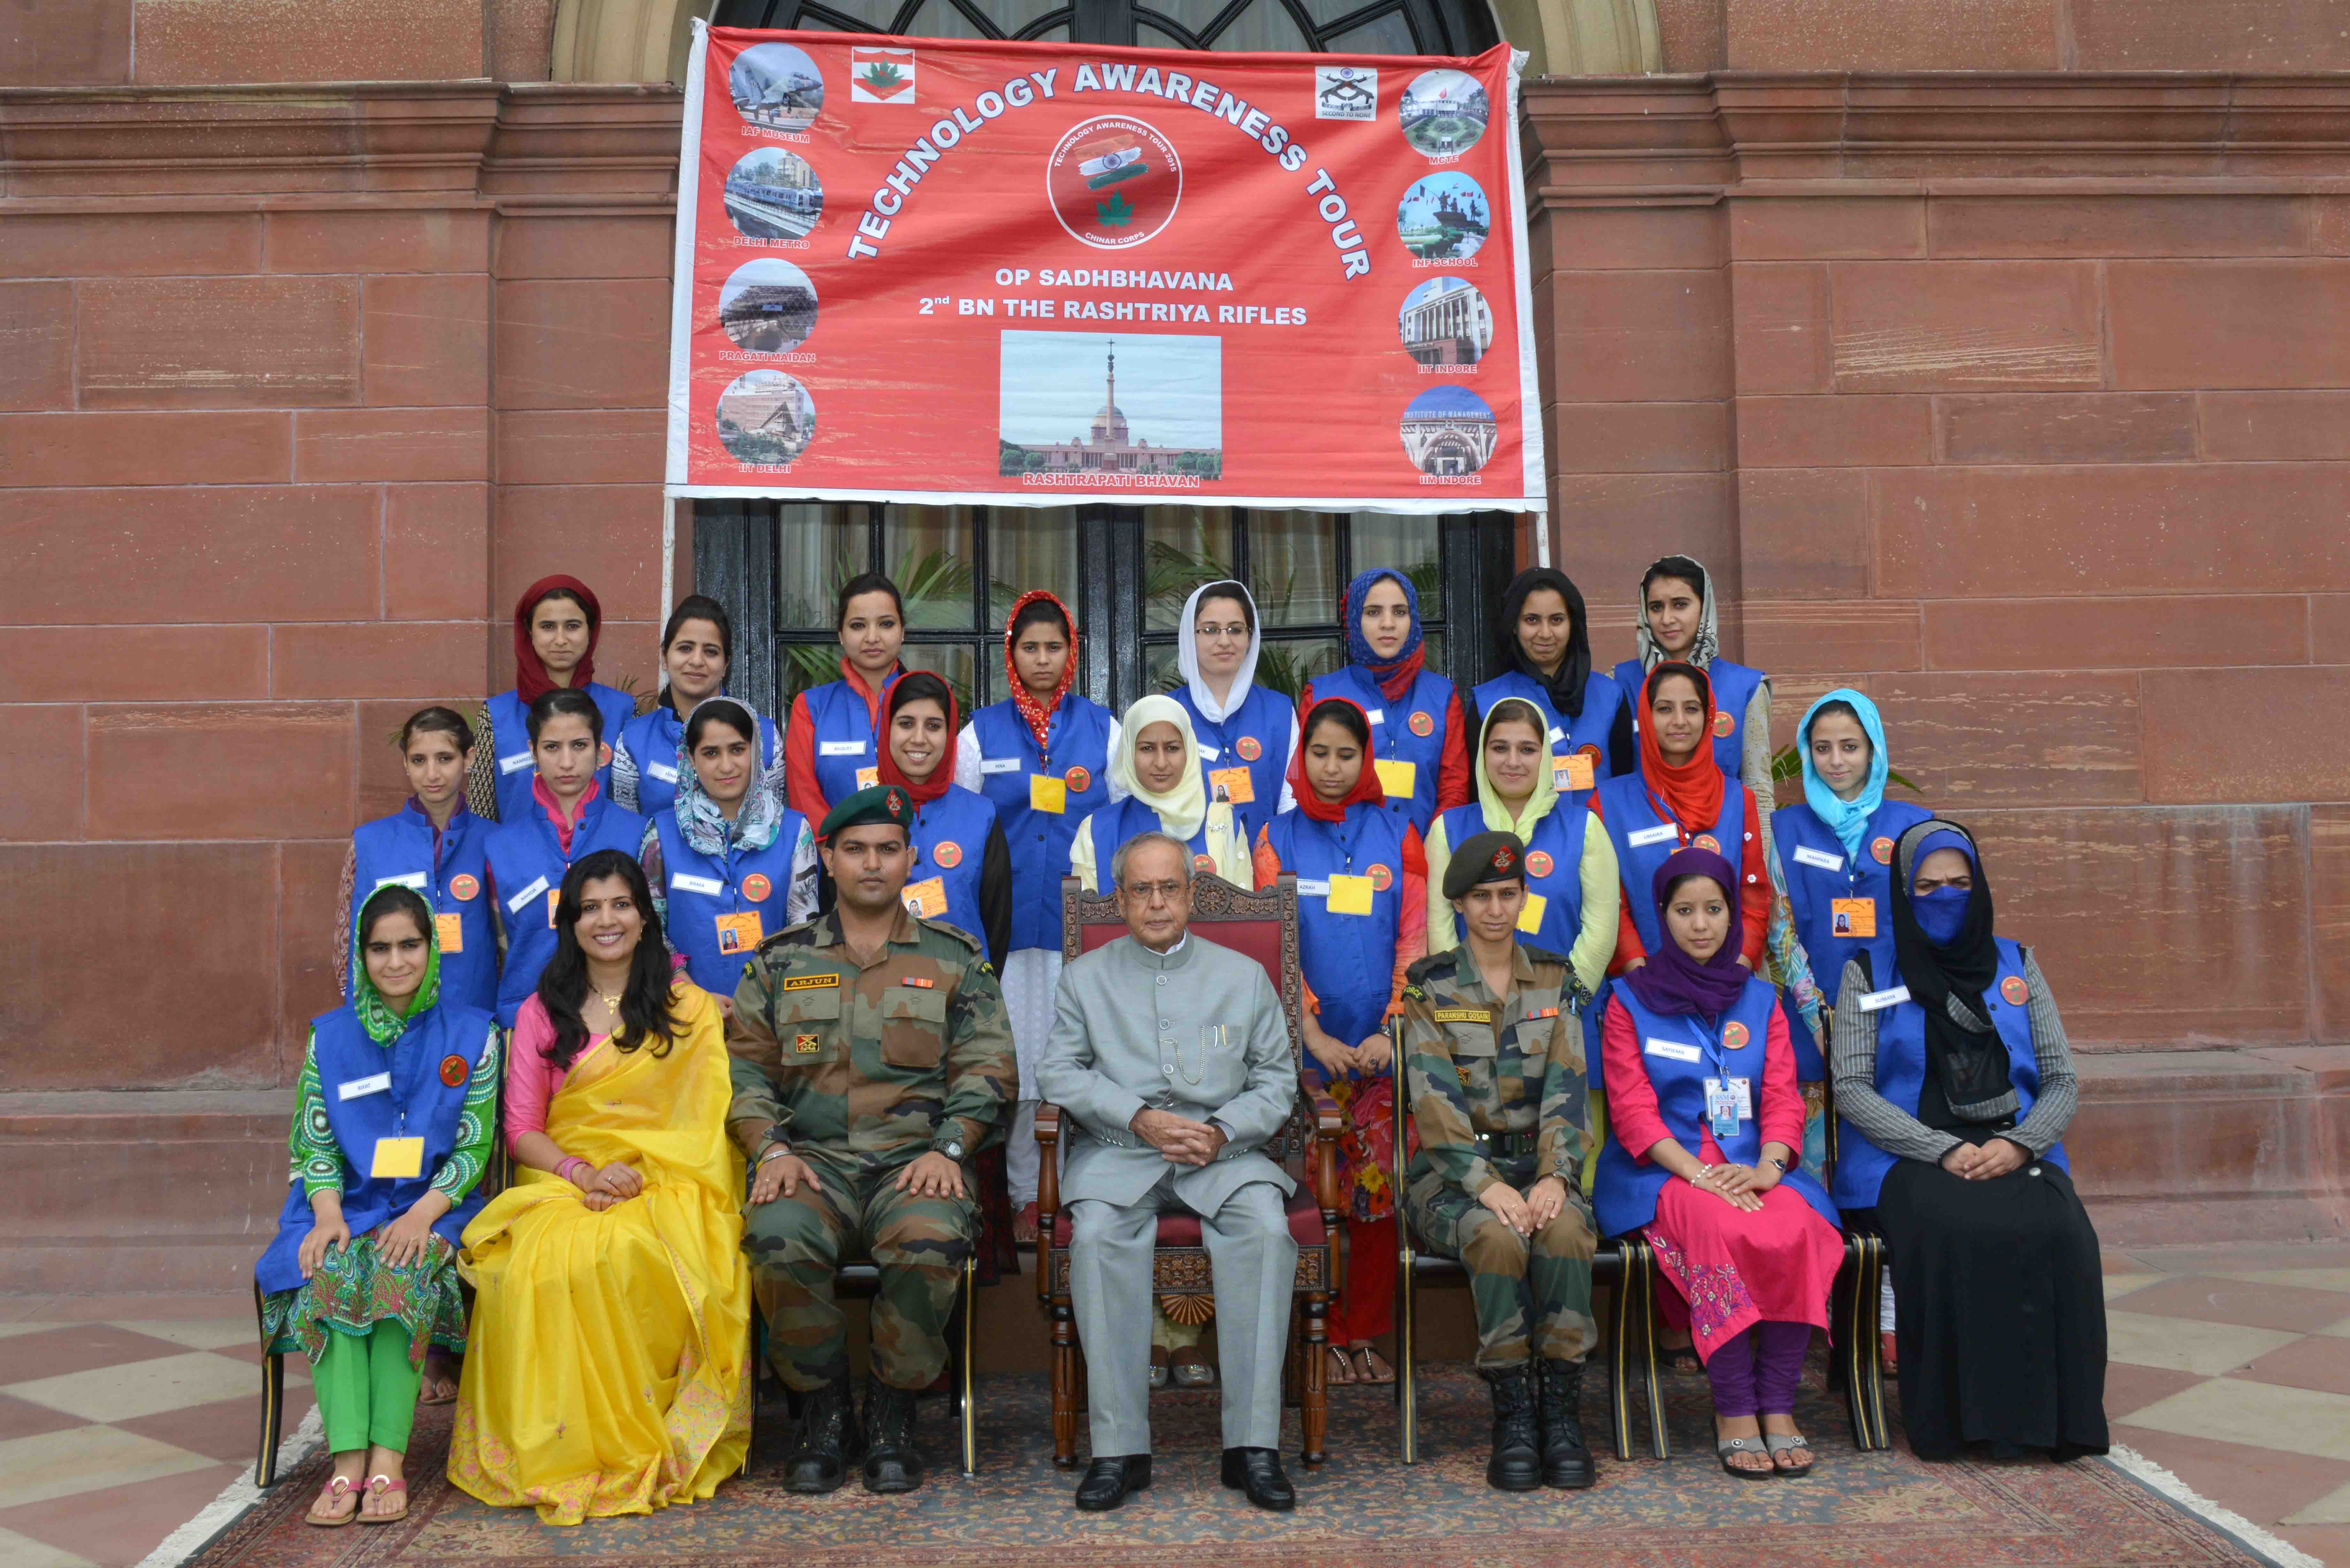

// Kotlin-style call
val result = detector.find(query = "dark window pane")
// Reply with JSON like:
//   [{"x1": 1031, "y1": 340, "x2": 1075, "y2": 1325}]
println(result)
[
  {"x1": 987, "y1": 509, "x2": 1082, "y2": 629},
  {"x1": 1142, "y1": 507, "x2": 1237, "y2": 631},
  {"x1": 1260, "y1": 636, "x2": 1345, "y2": 703},
  {"x1": 1246, "y1": 509, "x2": 1341, "y2": 628},
  {"x1": 1349, "y1": 513, "x2": 1443, "y2": 622},
  {"x1": 883, "y1": 506, "x2": 980, "y2": 630},
  {"x1": 1323, "y1": 8, "x2": 1416, "y2": 52},
  {"x1": 899, "y1": 640, "x2": 981, "y2": 715},
  {"x1": 775, "y1": 503, "x2": 866, "y2": 630}
]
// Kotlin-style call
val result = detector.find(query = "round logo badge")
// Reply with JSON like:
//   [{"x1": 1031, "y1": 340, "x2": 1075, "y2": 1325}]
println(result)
[
  {"x1": 1871, "y1": 836, "x2": 1895, "y2": 865},
  {"x1": 932, "y1": 840, "x2": 962, "y2": 869},
  {"x1": 449, "y1": 873, "x2": 480, "y2": 902},
  {"x1": 2001, "y1": 975, "x2": 2028, "y2": 1007},
  {"x1": 1710, "y1": 712, "x2": 1734, "y2": 738},
  {"x1": 1693, "y1": 834, "x2": 1721, "y2": 854},
  {"x1": 1193, "y1": 853, "x2": 1215, "y2": 875},
  {"x1": 1408, "y1": 710, "x2": 1435, "y2": 737},
  {"x1": 438, "y1": 1054, "x2": 468, "y2": 1088},
  {"x1": 1236, "y1": 735, "x2": 1262, "y2": 762},
  {"x1": 742, "y1": 873, "x2": 772, "y2": 902},
  {"x1": 1047, "y1": 115, "x2": 1184, "y2": 251},
  {"x1": 1065, "y1": 765, "x2": 1092, "y2": 794},
  {"x1": 1723, "y1": 1021, "x2": 1750, "y2": 1050},
  {"x1": 1577, "y1": 743, "x2": 1602, "y2": 764},
  {"x1": 1525, "y1": 850, "x2": 1554, "y2": 879},
  {"x1": 1368, "y1": 863, "x2": 1394, "y2": 892}
]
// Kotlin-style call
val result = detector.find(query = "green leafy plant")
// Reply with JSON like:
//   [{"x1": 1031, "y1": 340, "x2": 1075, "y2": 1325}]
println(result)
[{"x1": 1096, "y1": 191, "x2": 1135, "y2": 227}]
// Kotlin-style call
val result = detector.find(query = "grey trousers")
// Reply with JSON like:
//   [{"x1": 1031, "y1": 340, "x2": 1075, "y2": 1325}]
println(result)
[{"x1": 1067, "y1": 1170, "x2": 1295, "y2": 1455}]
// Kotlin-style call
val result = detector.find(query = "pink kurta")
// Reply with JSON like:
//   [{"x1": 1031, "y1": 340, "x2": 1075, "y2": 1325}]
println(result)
[
  {"x1": 502, "y1": 993, "x2": 609, "y2": 1155},
  {"x1": 1601, "y1": 994, "x2": 1842, "y2": 1360}
]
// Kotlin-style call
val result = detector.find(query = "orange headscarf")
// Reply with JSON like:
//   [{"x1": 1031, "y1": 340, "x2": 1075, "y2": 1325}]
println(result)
[
  {"x1": 1003, "y1": 589, "x2": 1078, "y2": 756},
  {"x1": 1635, "y1": 660, "x2": 1725, "y2": 834}
]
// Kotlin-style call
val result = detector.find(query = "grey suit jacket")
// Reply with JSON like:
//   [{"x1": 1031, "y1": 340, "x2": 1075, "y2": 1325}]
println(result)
[{"x1": 1036, "y1": 930, "x2": 1299, "y2": 1217}]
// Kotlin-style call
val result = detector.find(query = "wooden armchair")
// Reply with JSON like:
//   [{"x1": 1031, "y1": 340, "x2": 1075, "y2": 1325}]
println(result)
[{"x1": 1033, "y1": 872, "x2": 1345, "y2": 1469}]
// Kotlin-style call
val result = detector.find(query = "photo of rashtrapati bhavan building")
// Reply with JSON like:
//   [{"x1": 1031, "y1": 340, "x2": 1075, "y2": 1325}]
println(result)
[{"x1": 1002, "y1": 343, "x2": 1222, "y2": 477}]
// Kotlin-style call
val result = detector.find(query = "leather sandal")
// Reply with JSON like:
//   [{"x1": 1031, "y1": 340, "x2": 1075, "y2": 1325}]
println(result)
[
  {"x1": 1325, "y1": 1346, "x2": 1357, "y2": 1385},
  {"x1": 1766, "y1": 1432, "x2": 1814, "y2": 1477},
  {"x1": 305, "y1": 1474, "x2": 360, "y2": 1527},
  {"x1": 1353, "y1": 1346, "x2": 1395, "y2": 1385},
  {"x1": 1716, "y1": 1436, "x2": 1774, "y2": 1479},
  {"x1": 358, "y1": 1475, "x2": 408, "y2": 1524}
]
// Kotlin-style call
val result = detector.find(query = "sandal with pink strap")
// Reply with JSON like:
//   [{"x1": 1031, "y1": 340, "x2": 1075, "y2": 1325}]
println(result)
[
  {"x1": 305, "y1": 1474, "x2": 360, "y2": 1527},
  {"x1": 357, "y1": 1474, "x2": 407, "y2": 1524}
]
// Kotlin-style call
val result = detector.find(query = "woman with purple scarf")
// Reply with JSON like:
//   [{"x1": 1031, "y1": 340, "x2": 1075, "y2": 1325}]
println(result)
[{"x1": 1591, "y1": 846, "x2": 1843, "y2": 1478}]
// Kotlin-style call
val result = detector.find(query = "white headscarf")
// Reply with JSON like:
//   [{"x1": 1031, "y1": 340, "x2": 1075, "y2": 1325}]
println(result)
[
  {"x1": 1175, "y1": 580, "x2": 1262, "y2": 724},
  {"x1": 1634, "y1": 555, "x2": 1721, "y2": 672},
  {"x1": 1110, "y1": 693, "x2": 1209, "y2": 840}
]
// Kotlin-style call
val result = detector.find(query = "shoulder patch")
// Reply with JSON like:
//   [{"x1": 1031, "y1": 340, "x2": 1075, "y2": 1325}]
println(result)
[
  {"x1": 1401, "y1": 983, "x2": 1426, "y2": 1003},
  {"x1": 758, "y1": 916, "x2": 827, "y2": 954},
  {"x1": 1516, "y1": 941, "x2": 1571, "y2": 970},
  {"x1": 1406, "y1": 950, "x2": 1460, "y2": 986},
  {"x1": 915, "y1": 914, "x2": 982, "y2": 954}
]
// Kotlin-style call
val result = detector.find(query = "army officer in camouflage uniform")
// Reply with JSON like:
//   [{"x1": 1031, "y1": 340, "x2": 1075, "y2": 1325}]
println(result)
[
  {"x1": 726, "y1": 786, "x2": 1015, "y2": 1497},
  {"x1": 1400, "y1": 829, "x2": 1599, "y2": 1493}
]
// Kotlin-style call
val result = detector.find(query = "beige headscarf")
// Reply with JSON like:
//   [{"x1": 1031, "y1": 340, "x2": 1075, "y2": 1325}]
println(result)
[{"x1": 1110, "y1": 693, "x2": 1209, "y2": 840}]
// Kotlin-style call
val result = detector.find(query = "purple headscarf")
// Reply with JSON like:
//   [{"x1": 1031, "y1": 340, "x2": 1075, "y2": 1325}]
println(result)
[{"x1": 1622, "y1": 845, "x2": 1749, "y2": 1018}]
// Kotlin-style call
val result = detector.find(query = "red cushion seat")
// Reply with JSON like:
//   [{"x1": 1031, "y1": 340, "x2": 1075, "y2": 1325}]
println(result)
[{"x1": 1049, "y1": 1184, "x2": 1326, "y2": 1249}]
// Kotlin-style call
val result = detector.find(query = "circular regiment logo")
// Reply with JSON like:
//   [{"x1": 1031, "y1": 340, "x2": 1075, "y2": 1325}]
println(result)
[{"x1": 1048, "y1": 116, "x2": 1183, "y2": 251}]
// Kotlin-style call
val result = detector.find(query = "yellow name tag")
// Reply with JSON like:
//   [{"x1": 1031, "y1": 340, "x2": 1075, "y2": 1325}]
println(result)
[
  {"x1": 546, "y1": 888, "x2": 561, "y2": 929},
  {"x1": 1208, "y1": 765, "x2": 1255, "y2": 805},
  {"x1": 1375, "y1": 758, "x2": 1417, "y2": 800},
  {"x1": 1831, "y1": 897, "x2": 1877, "y2": 939},
  {"x1": 715, "y1": 911, "x2": 763, "y2": 955},
  {"x1": 1029, "y1": 773, "x2": 1067, "y2": 814},
  {"x1": 435, "y1": 912, "x2": 464, "y2": 954},
  {"x1": 1327, "y1": 873, "x2": 1375, "y2": 916},
  {"x1": 1432, "y1": 1007, "x2": 1492, "y2": 1024},
  {"x1": 855, "y1": 765, "x2": 879, "y2": 790},
  {"x1": 779, "y1": 973, "x2": 840, "y2": 992},
  {"x1": 371, "y1": 1137, "x2": 425, "y2": 1180},
  {"x1": 903, "y1": 875, "x2": 948, "y2": 917},
  {"x1": 1517, "y1": 892, "x2": 1548, "y2": 934},
  {"x1": 1556, "y1": 752, "x2": 1595, "y2": 792}
]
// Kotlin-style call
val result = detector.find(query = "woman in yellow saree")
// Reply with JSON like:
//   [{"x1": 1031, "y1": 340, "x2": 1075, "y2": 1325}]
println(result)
[{"x1": 448, "y1": 849, "x2": 751, "y2": 1526}]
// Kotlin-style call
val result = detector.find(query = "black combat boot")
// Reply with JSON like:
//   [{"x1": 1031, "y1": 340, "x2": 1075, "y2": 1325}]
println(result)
[
  {"x1": 1538, "y1": 1358, "x2": 1596, "y2": 1488},
  {"x1": 782, "y1": 1378, "x2": 862, "y2": 1494},
  {"x1": 860, "y1": 1376, "x2": 927, "y2": 1494},
  {"x1": 1483, "y1": 1364, "x2": 1543, "y2": 1491}
]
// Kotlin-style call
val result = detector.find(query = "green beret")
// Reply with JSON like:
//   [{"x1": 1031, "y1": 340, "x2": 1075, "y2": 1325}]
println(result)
[
  {"x1": 1444, "y1": 830, "x2": 1527, "y2": 901},
  {"x1": 817, "y1": 784, "x2": 913, "y2": 841}
]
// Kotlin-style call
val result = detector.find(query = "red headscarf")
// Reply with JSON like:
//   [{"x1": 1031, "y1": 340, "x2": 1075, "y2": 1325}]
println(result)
[
  {"x1": 513, "y1": 575, "x2": 602, "y2": 704},
  {"x1": 877, "y1": 672, "x2": 960, "y2": 808},
  {"x1": 1636, "y1": 660, "x2": 1725, "y2": 836},
  {"x1": 1289, "y1": 696, "x2": 1387, "y2": 824},
  {"x1": 1003, "y1": 589, "x2": 1078, "y2": 756}
]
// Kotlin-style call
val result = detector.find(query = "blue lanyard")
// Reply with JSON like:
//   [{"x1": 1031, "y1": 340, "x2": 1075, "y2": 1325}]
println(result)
[{"x1": 1683, "y1": 1013, "x2": 1732, "y2": 1080}]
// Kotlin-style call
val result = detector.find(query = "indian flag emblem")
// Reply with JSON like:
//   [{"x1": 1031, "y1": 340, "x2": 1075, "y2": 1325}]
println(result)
[
  {"x1": 850, "y1": 45, "x2": 915, "y2": 103},
  {"x1": 1079, "y1": 138, "x2": 1148, "y2": 190}
]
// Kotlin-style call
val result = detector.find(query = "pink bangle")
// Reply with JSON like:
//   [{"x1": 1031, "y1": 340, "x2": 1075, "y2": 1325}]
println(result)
[{"x1": 558, "y1": 1157, "x2": 591, "y2": 1187}]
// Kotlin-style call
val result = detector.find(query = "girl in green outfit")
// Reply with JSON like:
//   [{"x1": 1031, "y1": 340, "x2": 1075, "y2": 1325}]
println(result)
[{"x1": 253, "y1": 884, "x2": 501, "y2": 1526}]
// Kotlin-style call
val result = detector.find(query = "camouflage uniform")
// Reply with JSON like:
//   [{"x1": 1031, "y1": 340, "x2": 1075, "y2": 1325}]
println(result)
[
  {"x1": 727, "y1": 906, "x2": 1015, "y2": 1392},
  {"x1": 1400, "y1": 942, "x2": 1597, "y2": 1369}
]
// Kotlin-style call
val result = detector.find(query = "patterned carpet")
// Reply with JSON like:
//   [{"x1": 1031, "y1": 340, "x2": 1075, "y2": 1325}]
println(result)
[{"x1": 188, "y1": 1361, "x2": 2279, "y2": 1568}]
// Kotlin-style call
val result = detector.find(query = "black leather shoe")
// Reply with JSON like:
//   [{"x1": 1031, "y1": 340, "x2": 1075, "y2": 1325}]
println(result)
[
  {"x1": 1074, "y1": 1454, "x2": 1152, "y2": 1511},
  {"x1": 1220, "y1": 1446, "x2": 1296, "y2": 1511},
  {"x1": 1537, "y1": 1359, "x2": 1596, "y2": 1489},
  {"x1": 1483, "y1": 1365, "x2": 1543, "y2": 1492},
  {"x1": 782, "y1": 1378, "x2": 862, "y2": 1494},
  {"x1": 860, "y1": 1376, "x2": 926, "y2": 1494}
]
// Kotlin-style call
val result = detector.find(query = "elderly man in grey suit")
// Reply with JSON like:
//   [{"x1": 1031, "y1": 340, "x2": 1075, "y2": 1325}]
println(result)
[{"x1": 1037, "y1": 830, "x2": 1301, "y2": 1513}]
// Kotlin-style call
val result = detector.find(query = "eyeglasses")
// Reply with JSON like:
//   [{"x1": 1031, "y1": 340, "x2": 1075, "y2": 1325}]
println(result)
[
  {"x1": 1195, "y1": 622, "x2": 1249, "y2": 640},
  {"x1": 1121, "y1": 879, "x2": 1187, "y2": 904}
]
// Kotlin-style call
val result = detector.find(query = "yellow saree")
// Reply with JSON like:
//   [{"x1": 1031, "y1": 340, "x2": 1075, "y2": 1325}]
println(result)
[{"x1": 447, "y1": 984, "x2": 750, "y2": 1526}]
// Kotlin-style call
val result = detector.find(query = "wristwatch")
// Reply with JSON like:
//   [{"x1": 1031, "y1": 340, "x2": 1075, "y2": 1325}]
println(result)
[{"x1": 934, "y1": 1137, "x2": 965, "y2": 1161}]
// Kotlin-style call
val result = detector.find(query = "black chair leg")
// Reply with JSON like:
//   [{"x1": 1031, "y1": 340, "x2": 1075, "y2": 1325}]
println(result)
[
  {"x1": 252, "y1": 1280, "x2": 284, "y2": 1488},
  {"x1": 1605, "y1": 1265, "x2": 1634, "y2": 1462},
  {"x1": 1632, "y1": 1243, "x2": 1669, "y2": 1460}
]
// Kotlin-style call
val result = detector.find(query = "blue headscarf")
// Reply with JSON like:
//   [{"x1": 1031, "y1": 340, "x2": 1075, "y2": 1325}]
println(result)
[
  {"x1": 1798, "y1": 687, "x2": 1888, "y2": 865},
  {"x1": 1343, "y1": 568, "x2": 1425, "y2": 703}
]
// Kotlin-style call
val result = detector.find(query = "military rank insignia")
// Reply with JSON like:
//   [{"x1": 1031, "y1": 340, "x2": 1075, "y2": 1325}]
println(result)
[{"x1": 794, "y1": 1033, "x2": 822, "y2": 1055}]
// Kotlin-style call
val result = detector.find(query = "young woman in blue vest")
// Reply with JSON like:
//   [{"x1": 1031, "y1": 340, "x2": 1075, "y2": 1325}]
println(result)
[
  {"x1": 953, "y1": 590, "x2": 1115, "y2": 1239},
  {"x1": 878, "y1": 672, "x2": 1009, "y2": 967},
  {"x1": 255, "y1": 884, "x2": 499, "y2": 1526},
  {"x1": 1472, "y1": 568, "x2": 1632, "y2": 809},
  {"x1": 1426, "y1": 698, "x2": 1619, "y2": 1004},
  {"x1": 639, "y1": 696, "x2": 816, "y2": 1006},
  {"x1": 1252, "y1": 695, "x2": 1425, "y2": 1386},
  {"x1": 1609, "y1": 556, "x2": 1771, "y2": 807},
  {"x1": 1297, "y1": 568, "x2": 1469, "y2": 837},
  {"x1": 483, "y1": 688, "x2": 650, "y2": 1029},
  {"x1": 1171, "y1": 580, "x2": 1297, "y2": 848},
  {"x1": 1593, "y1": 846, "x2": 1842, "y2": 1478},
  {"x1": 473, "y1": 575, "x2": 637, "y2": 825},
  {"x1": 1590, "y1": 663, "x2": 1768, "y2": 975},
  {"x1": 613, "y1": 595, "x2": 781, "y2": 819},
  {"x1": 1071, "y1": 693, "x2": 1251, "y2": 893},
  {"x1": 339, "y1": 707, "x2": 499, "y2": 1019},
  {"x1": 1830, "y1": 821, "x2": 2105, "y2": 1463},
  {"x1": 784, "y1": 572, "x2": 904, "y2": 824}
]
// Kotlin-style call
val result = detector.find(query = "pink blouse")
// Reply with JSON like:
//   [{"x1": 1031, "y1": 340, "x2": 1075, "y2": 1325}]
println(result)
[
  {"x1": 1599, "y1": 994, "x2": 1806, "y2": 1162},
  {"x1": 503, "y1": 993, "x2": 607, "y2": 1156}
]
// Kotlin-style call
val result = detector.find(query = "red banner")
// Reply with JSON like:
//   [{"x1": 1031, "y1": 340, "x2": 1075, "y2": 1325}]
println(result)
[{"x1": 664, "y1": 25, "x2": 1543, "y2": 512}]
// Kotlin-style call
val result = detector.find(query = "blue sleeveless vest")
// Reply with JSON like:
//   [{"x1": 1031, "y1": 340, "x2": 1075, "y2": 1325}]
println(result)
[
  {"x1": 484, "y1": 682, "x2": 634, "y2": 824},
  {"x1": 617, "y1": 702, "x2": 779, "y2": 819},
  {"x1": 1264, "y1": 803, "x2": 1412, "y2": 1074},
  {"x1": 1611, "y1": 657, "x2": 1765, "y2": 781},
  {"x1": 1080, "y1": 796, "x2": 1215, "y2": 883},
  {"x1": 1832, "y1": 937, "x2": 2065, "y2": 1210},
  {"x1": 905, "y1": 785, "x2": 998, "y2": 953},
  {"x1": 1171, "y1": 682, "x2": 1293, "y2": 847},
  {"x1": 1770, "y1": 798, "x2": 1932, "y2": 1010},
  {"x1": 349, "y1": 803, "x2": 499, "y2": 1016},
  {"x1": 1472, "y1": 670, "x2": 1626, "y2": 808},
  {"x1": 1592, "y1": 771, "x2": 1750, "y2": 958},
  {"x1": 254, "y1": 1000, "x2": 495, "y2": 1294},
  {"x1": 800, "y1": 673, "x2": 898, "y2": 813},
  {"x1": 970, "y1": 694, "x2": 1115, "y2": 952},
  {"x1": 483, "y1": 792, "x2": 650, "y2": 1027},
  {"x1": 651, "y1": 808, "x2": 807, "y2": 996},
  {"x1": 1309, "y1": 664, "x2": 1458, "y2": 836},
  {"x1": 1434, "y1": 800, "x2": 1589, "y2": 957},
  {"x1": 1593, "y1": 975, "x2": 1837, "y2": 1239}
]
